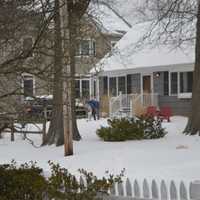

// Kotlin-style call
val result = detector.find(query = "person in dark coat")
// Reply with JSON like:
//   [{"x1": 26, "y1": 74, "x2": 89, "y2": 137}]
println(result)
[
  {"x1": 87, "y1": 100, "x2": 96, "y2": 120},
  {"x1": 88, "y1": 98, "x2": 100, "y2": 120}
]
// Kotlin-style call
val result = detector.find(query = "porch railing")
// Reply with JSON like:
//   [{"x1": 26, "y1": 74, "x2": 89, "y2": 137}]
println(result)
[
  {"x1": 109, "y1": 93, "x2": 159, "y2": 118},
  {"x1": 109, "y1": 93, "x2": 139, "y2": 118},
  {"x1": 131, "y1": 93, "x2": 159, "y2": 116}
]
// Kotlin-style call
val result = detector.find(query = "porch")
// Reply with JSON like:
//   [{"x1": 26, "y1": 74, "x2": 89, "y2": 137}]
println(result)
[{"x1": 92, "y1": 67, "x2": 193, "y2": 117}]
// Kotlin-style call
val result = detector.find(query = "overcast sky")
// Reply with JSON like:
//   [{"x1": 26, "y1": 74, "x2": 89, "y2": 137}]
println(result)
[{"x1": 108, "y1": 0, "x2": 151, "y2": 25}]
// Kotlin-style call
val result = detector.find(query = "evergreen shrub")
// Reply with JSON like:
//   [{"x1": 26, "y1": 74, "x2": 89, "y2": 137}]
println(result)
[
  {"x1": 0, "y1": 161, "x2": 123, "y2": 200},
  {"x1": 96, "y1": 116, "x2": 166, "y2": 141}
]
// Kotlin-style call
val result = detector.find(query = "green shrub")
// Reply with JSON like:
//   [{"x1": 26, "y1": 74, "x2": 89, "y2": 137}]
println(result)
[
  {"x1": 0, "y1": 161, "x2": 47, "y2": 200},
  {"x1": 97, "y1": 116, "x2": 166, "y2": 141},
  {"x1": 0, "y1": 161, "x2": 123, "y2": 200}
]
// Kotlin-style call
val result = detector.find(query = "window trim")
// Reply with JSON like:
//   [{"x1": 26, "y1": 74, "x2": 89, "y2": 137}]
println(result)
[
  {"x1": 21, "y1": 73, "x2": 35, "y2": 98},
  {"x1": 75, "y1": 78, "x2": 91, "y2": 99},
  {"x1": 169, "y1": 71, "x2": 193, "y2": 98},
  {"x1": 76, "y1": 39, "x2": 96, "y2": 57},
  {"x1": 169, "y1": 72, "x2": 178, "y2": 96}
]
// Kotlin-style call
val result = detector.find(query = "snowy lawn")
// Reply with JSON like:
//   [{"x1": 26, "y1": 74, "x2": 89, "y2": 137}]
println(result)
[{"x1": 0, "y1": 116, "x2": 200, "y2": 184}]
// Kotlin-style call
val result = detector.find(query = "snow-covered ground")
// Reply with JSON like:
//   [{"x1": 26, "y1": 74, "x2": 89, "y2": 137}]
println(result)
[{"x1": 0, "y1": 116, "x2": 200, "y2": 184}]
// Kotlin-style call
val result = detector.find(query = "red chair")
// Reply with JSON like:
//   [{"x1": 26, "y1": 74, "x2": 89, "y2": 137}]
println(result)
[
  {"x1": 146, "y1": 106, "x2": 158, "y2": 118},
  {"x1": 158, "y1": 106, "x2": 172, "y2": 122}
]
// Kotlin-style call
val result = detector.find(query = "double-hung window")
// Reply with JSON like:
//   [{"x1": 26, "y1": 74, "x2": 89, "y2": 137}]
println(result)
[
  {"x1": 170, "y1": 72, "x2": 178, "y2": 95},
  {"x1": 22, "y1": 75, "x2": 34, "y2": 97},
  {"x1": 169, "y1": 71, "x2": 193, "y2": 98},
  {"x1": 180, "y1": 72, "x2": 193, "y2": 93},
  {"x1": 76, "y1": 39, "x2": 96, "y2": 56}
]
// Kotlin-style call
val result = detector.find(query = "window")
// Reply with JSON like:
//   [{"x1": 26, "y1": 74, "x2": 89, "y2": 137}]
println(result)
[
  {"x1": 23, "y1": 75, "x2": 34, "y2": 97},
  {"x1": 23, "y1": 37, "x2": 33, "y2": 57},
  {"x1": 118, "y1": 76, "x2": 126, "y2": 94},
  {"x1": 103, "y1": 76, "x2": 108, "y2": 95},
  {"x1": 75, "y1": 80, "x2": 80, "y2": 98},
  {"x1": 180, "y1": 72, "x2": 193, "y2": 93},
  {"x1": 170, "y1": 72, "x2": 178, "y2": 95},
  {"x1": 127, "y1": 74, "x2": 132, "y2": 94},
  {"x1": 76, "y1": 39, "x2": 96, "y2": 56},
  {"x1": 82, "y1": 80, "x2": 90, "y2": 98},
  {"x1": 109, "y1": 77, "x2": 117, "y2": 96},
  {"x1": 92, "y1": 41, "x2": 96, "y2": 55},
  {"x1": 93, "y1": 80, "x2": 96, "y2": 97},
  {"x1": 163, "y1": 72, "x2": 169, "y2": 96},
  {"x1": 80, "y1": 40, "x2": 90, "y2": 55}
]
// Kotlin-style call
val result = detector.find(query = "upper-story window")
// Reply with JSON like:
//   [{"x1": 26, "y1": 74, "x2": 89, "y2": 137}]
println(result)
[
  {"x1": 76, "y1": 39, "x2": 96, "y2": 56},
  {"x1": 22, "y1": 75, "x2": 35, "y2": 97},
  {"x1": 23, "y1": 37, "x2": 33, "y2": 57}
]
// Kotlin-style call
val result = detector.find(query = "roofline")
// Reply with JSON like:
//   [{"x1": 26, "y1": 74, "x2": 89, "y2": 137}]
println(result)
[{"x1": 96, "y1": 62, "x2": 194, "y2": 76}]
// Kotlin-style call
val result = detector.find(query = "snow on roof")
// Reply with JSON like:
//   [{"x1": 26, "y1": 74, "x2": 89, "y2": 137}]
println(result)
[
  {"x1": 88, "y1": 2, "x2": 130, "y2": 35},
  {"x1": 92, "y1": 21, "x2": 195, "y2": 73}
]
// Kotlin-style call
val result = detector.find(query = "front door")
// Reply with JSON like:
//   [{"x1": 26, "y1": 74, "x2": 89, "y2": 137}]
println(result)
[{"x1": 143, "y1": 75, "x2": 151, "y2": 93}]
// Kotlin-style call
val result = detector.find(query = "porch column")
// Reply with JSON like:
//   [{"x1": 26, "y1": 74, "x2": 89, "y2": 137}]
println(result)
[
  {"x1": 80, "y1": 79, "x2": 82, "y2": 98},
  {"x1": 125, "y1": 75, "x2": 127, "y2": 95},
  {"x1": 96, "y1": 77, "x2": 100, "y2": 101},
  {"x1": 116, "y1": 76, "x2": 119, "y2": 96},
  {"x1": 107, "y1": 76, "x2": 110, "y2": 97},
  {"x1": 89, "y1": 77, "x2": 92, "y2": 98}
]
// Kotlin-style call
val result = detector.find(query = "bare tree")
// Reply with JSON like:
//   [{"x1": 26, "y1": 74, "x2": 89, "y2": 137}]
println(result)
[{"x1": 0, "y1": 0, "x2": 55, "y2": 111}]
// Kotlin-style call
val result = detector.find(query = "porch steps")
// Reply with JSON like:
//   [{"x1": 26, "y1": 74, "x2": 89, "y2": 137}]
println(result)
[
  {"x1": 114, "y1": 107, "x2": 131, "y2": 118},
  {"x1": 109, "y1": 93, "x2": 159, "y2": 118}
]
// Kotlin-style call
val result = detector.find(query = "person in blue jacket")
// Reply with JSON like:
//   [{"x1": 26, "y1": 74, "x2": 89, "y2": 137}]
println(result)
[{"x1": 87, "y1": 98, "x2": 100, "y2": 120}]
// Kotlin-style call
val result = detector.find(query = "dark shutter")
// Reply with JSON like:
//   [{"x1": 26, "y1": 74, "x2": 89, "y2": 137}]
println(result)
[
  {"x1": 171, "y1": 72, "x2": 178, "y2": 95},
  {"x1": 163, "y1": 72, "x2": 169, "y2": 96}
]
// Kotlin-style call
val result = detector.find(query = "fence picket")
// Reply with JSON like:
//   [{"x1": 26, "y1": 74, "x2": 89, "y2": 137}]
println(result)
[
  {"x1": 161, "y1": 180, "x2": 168, "y2": 200},
  {"x1": 110, "y1": 183, "x2": 116, "y2": 195},
  {"x1": 126, "y1": 178, "x2": 132, "y2": 197},
  {"x1": 170, "y1": 181, "x2": 178, "y2": 200},
  {"x1": 117, "y1": 181, "x2": 124, "y2": 196},
  {"x1": 134, "y1": 179, "x2": 141, "y2": 198},
  {"x1": 87, "y1": 178, "x2": 200, "y2": 200},
  {"x1": 190, "y1": 181, "x2": 200, "y2": 200},
  {"x1": 180, "y1": 181, "x2": 188, "y2": 200},
  {"x1": 152, "y1": 179, "x2": 159, "y2": 199},
  {"x1": 143, "y1": 179, "x2": 150, "y2": 198},
  {"x1": 79, "y1": 176, "x2": 84, "y2": 186}
]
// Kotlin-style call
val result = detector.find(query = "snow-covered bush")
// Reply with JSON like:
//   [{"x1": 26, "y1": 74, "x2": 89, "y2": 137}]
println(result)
[{"x1": 97, "y1": 116, "x2": 167, "y2": 141}]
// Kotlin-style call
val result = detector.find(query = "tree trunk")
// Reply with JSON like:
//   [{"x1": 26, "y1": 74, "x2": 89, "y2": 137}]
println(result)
[
  {"x1": 184, "y1": 1, "x2": 200, "y2": 135},
  {"x1": 68, "y1": 10, "x2": 81, "y2": 141},
  {"x1": 44, "y1": 0, "x2": 91, "y2": 147},
  {"x1": 43, "y1": 0, "x2": 64, "y2": 146},
  {"x1": 60, "y1": 0, "x2": 73, "y2": 156}
]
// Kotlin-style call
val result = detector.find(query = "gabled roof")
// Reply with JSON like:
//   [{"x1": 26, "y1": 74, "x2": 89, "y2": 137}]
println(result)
[{"x1": 92, "y1": 21, "x2": 195, "y2": 74}]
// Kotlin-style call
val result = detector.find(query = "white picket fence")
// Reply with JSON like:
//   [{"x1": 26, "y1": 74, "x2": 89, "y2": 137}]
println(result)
[{"x1": 80, "y1": 176, "x2": 200, "y2": 200}]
